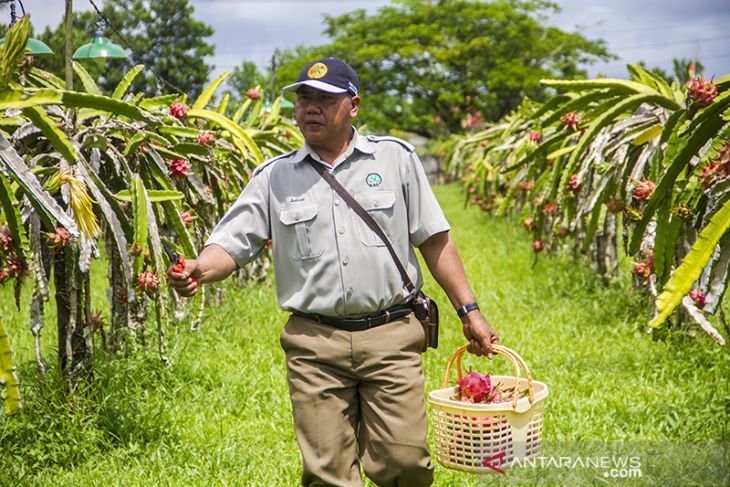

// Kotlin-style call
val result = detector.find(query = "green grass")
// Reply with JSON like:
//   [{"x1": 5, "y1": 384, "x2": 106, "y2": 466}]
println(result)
[{"x1": 1, "y1": 183, "x2": 729, "y2": 486}]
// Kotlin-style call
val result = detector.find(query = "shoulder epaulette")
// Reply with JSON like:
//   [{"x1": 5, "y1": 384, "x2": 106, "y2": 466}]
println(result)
[
  {"x1": 366, "y1": 135, "x2": 415, "y2": 152},
  {"x1": 252, "y1": 150, "x2": 297, "y2": 177}
]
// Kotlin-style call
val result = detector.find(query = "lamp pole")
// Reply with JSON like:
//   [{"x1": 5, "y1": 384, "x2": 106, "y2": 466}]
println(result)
[{"x1": 64, "y1": 0, "x2": 73, "y2": 90}]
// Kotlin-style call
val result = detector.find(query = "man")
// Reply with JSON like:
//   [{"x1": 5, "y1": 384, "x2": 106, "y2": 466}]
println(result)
[{"x1": 168, "y1": 57, "x2": 499, "y2": 486}]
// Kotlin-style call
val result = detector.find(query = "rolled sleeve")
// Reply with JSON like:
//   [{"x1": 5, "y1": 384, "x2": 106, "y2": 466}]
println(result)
[
  {"x1": 405, "y1": 151, "x2": 450, "y2": 246},
  {"x1": 204, "y1": 174, "x2": 270, "y2": 267}
]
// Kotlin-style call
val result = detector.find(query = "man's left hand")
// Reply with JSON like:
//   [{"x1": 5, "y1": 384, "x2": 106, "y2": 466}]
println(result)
[{"x1": 462, "y1": 312, "x2": 500, "y2": 358}]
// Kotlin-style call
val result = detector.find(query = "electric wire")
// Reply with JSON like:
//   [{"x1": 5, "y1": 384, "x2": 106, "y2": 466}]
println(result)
[{"x1": 86, "y1": 0, "x2": 186, "y2": 95}]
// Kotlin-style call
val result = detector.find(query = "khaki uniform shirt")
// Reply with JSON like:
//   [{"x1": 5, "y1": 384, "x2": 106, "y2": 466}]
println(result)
[{"x1": 205, "y1": 129, "x2": 450, "y2": 317}]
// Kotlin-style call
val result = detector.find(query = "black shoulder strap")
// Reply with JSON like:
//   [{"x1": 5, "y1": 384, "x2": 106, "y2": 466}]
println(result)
[{"x1": 307, "y1": 158, "x2": 415, "y2": 294}]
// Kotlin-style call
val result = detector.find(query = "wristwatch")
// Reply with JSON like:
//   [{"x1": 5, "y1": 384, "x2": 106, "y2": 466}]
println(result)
[{"x1": 456, "y1": 302, "x2": 479, "y2": 318}]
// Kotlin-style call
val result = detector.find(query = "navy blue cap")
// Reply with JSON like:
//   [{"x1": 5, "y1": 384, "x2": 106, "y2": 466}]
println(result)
[{"x1": 283, "y1": 57, "x2": 359, "y2": 96}]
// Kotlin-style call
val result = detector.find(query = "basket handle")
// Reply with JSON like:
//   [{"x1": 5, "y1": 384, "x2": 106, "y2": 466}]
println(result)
[{"x1": 442, "y1": 344, "x2": 535, "y2": 409}]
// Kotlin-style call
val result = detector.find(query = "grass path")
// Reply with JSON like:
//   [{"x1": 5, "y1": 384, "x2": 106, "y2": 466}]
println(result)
[{"x1": 1, "y1": 183, "x2": 728, "y2": 486}]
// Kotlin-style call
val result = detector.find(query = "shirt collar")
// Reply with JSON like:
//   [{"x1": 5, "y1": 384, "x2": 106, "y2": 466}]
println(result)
[{"x1": 290, "y1": 126, "x2": 376, "y2": 165}]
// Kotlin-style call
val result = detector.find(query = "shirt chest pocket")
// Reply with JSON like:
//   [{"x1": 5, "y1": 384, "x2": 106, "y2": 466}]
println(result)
[
  {"x1": 279, "y1": 204, "x2": 323, "y2": 260},
  {"x1": 355, "y1": 190, "x2": 397, "y2": 247}
]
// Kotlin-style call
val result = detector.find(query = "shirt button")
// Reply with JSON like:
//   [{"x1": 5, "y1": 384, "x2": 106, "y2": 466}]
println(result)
[
  {"x1": 334, "y1": 199, "x2": 341, "y2": 206},
  {"x1": 346, "y1": 288, "x2": 353, "y2": 296},
  {"x1": 343, "y1": 257, "x2": 350, "y2": 265},
  {"x1": 338, "y1": 227, "x2": 345, "y2": 235},
  {"x1": 294, "y1": 215, "x2": 300, "y2": 221}
]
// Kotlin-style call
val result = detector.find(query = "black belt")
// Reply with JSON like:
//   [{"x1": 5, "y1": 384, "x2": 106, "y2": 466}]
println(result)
[{"x1": 292, "y1": 303, "x2": 414, "y2": 332}]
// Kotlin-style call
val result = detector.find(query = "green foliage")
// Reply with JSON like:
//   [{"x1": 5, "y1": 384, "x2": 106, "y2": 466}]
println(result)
[
  {"x1": 276, "y1": 0, "x2": 613, "y2": 135},
  {"x1": 0, "y1": 54, "x2": 300, "y2": 380},
  {"x1": 651, "y1": 198, "x2": 730, "y2": 328},
  {"x1": 441, "y1": 63, "x2": 730, "y2": 340},
  {"x1": 35, "y1": 0, "x2": 214, "y2": 98}
]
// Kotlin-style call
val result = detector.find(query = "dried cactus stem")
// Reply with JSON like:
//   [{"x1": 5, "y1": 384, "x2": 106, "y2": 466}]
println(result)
[
  {"x1": 30, "y1": 289, "x2": 45, "y2": 378},
  {"x1": 106, "y1": 228, "x2": 128, "y2": 355},
  {"x1": 54, "y1": 243, "x2": 87, "y2": 375}
]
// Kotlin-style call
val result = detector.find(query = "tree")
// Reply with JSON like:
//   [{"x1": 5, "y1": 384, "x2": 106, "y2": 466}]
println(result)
[
  {"x1": 276, "y1": 0, "x2": 613, "y2": 135},
  {"x1": 34, "y1": 0, "x2": 214, "y2": 98}
]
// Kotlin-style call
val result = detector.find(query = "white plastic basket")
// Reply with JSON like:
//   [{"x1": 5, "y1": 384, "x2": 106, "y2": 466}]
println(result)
[{"x1": 428, "y1": 344, "x2": 548, "y2": 473}]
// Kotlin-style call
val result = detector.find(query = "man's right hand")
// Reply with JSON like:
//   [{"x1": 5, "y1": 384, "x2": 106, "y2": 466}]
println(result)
[{"x1": 168, "y1": 258, "x2": 200, "y2": 297}]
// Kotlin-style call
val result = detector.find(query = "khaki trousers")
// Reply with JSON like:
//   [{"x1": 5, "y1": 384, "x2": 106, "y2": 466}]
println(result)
[{"x1": 280, "y1": 313, "x2": 435, "y2": 487}]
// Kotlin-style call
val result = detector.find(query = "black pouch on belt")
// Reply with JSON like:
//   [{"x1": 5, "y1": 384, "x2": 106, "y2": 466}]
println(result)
[
  {"x1": 413, "y1": 291, "x2": 439, "y2": 349},
  {"x1": 308, "y1": 158, "x2": 439, "y2": 349}
]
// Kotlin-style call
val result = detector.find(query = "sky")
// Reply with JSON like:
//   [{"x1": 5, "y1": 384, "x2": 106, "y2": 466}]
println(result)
[{"x1": 16, "y1": 0, "x2": 730, "y2": 83}]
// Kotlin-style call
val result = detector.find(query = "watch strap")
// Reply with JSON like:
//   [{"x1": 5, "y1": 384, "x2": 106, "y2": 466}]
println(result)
[{"x1": 456, "y1": 302, "x2": 479, "y2": 318}]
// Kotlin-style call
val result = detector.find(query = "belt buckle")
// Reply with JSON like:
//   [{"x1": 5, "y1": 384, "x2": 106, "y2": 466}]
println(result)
[{"x1": 368, "y1": 311, "x2": 388, "y2": 329}]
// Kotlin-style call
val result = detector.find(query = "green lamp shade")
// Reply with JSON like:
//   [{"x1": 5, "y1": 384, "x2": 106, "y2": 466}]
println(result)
[
  {"x1": 73, "y1": 36, "x2": 128, "y2": 59},
  {"x1": 0, "y1": 37, "x2": 54, "y2": 55}
]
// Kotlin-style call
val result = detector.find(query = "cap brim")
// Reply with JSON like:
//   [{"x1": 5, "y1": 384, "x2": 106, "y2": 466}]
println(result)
[{"x1": 282, "y1": 79, "x2": 348, "y2": 94}]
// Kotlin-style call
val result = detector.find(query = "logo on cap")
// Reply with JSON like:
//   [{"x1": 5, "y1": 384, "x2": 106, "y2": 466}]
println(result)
[{"x1": 307, "y1": 62, "x2": 328, "y2": 79}]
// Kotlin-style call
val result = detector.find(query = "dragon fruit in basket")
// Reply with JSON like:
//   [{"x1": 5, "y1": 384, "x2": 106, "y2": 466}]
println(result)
[{"x1": 455, "y1": 371, "x2": 523, "y2": 404}]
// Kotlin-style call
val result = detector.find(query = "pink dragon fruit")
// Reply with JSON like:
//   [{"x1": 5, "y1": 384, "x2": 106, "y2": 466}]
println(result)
[
  {"x1": 0, "y1": 225, "x2": 13, "y2": 253},
  {"x1": 562, "y1": 112, "x2": 581, "y2": 131},
  {"x1": 632, "y1": 179, "x2": 656, "y2": 202},
  {"x1": 543, "y1": 201, "x2": 558, "y2": 215},
  {"x1": 567, "y1": 174, "x2": 583, "y2": 194},
  {"x1": 180, "y1": 211, "x2": 194, "y2": 227},
  {"x1": 136, "y1": 271, "x2": 159, "y2": 296},
  {"x1": 195, "y1": 131, "x2": 215, "y2": 146},
  {"x1": 689, "y1": 289, "x2": 706, "y2": 309},
  {"x1": 169, "y1": 102, "x2": 188, "y2": 119},
  {"x1": 168, "y1": 159, "x2": 190, "y2": 179},
  {"x1": 5, "y1": 256, "x2": 23, "y2": 278},
  {"x1": 246, "y1": 88, "x2": 262, "y2": 101},
  {"x1": 518, "y1": 180, "x2": 534, "y2": 192},
  {"x1": 458, "y1": 371, "x2": 495, "y2": 403},
  {"x1": 46, "y1": 226, "x2": 71, "y2": 248},
  {"x1": 687, "y1": 76, "x2": 718, "y2": 106}
]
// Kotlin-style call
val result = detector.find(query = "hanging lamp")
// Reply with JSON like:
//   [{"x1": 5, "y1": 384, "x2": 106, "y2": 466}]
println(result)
[{"x1": 73, "y1": 17, "x2": 127, "y2": 59}]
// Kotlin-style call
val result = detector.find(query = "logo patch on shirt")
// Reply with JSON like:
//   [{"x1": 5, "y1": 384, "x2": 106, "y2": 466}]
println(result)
[
  {"x1": 288, "y1": 196, "x2": 305, "y2": 203},
  {"x1": 366, "y1": 173, "x2": 383, "y2": 187}
]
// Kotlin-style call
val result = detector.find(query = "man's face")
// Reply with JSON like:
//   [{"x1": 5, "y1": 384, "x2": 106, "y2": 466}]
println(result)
[{"x1": 295, "y1": 86, "x2": 360, "y2": 146}]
